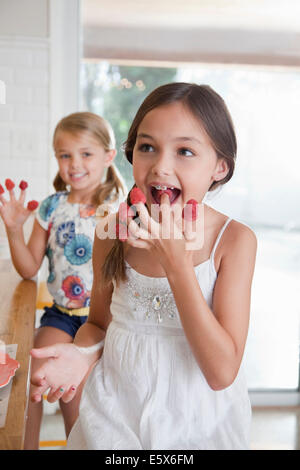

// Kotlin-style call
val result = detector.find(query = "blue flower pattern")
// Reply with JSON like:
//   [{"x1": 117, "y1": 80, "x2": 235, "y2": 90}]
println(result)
[
  {"x1": 64, "y1": 234, "x2": 92, "y2": 266},
  {"x1": 36, "y1": 191, "x2": 120, "y2": 308},
  {"x1": 46, "y1": 246, "x2": 55, "y2": 283},
  {"x1": 56, "y1": 221, "x2": 75, "y2": 247},
  {"x1": 39, "y1": 193, "x2": 60, "y2": 221},
  {"x1": 35, "y1": 192, "x2": 97, "y2": 308}
]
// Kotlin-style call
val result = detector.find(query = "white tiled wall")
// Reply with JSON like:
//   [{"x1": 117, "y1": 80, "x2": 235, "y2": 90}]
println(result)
[{"x1": 0, "y1": 37, "x2": 52, "y2": 203}]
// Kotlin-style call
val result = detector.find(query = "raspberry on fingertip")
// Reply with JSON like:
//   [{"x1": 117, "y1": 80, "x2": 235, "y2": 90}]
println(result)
[
  {"x1": 19, "y1": 180, "x2": 28, "y2": 190},
  {"x1": 119, "y1": 202, "x2": 135, "y2": 223},
  {"x1": 27, "y1": 200, "x2": 39, "y2": 211},
  {"x1": 116, "y1": 223, "x2": 128, "y2": 242},
  {"x1": 130, "y1": 187, "x2": 146, "y2": 205},
  {"x1": 182, "y1": 199, "x2": 198, "y2": 221},
  {"x1": 5, "y1": 178, "x2": 15, "y2": 191}
]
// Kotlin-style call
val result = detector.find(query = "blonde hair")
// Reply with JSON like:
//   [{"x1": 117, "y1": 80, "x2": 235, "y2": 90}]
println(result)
[{"x1": 53, "y1": 112, "x2": 126, "y2": 206}]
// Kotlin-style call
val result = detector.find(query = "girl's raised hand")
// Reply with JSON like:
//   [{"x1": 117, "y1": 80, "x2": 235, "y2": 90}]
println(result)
[
  {"x1": 30, "y1": 343, "x2": 91, "y2": 404},
  {"x1": 124, "y1": 191, "x2": 204, "y2": 272},
  {"x1": 0, "y1": 179, "x2": 38, "y2": 231}
]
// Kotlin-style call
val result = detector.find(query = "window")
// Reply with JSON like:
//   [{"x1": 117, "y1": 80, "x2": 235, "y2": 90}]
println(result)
[{"x1": 81, "y1": 60, "x2": 300, "y2": 392}]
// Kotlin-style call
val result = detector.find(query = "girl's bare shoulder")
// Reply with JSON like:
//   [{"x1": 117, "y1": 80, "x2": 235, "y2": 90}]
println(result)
[
  {"x1": 218, "y1": 217, "x2": 257, "y2": 267},
  {"x1": 206, "y1": 205, "x2": 256, "y2": 246},
  {"x1": 206, "y1": 205, "x2": 257, "y2": 270},
  {"x1": 225, "y1": 218, "x2": 257, "y2": 247}
]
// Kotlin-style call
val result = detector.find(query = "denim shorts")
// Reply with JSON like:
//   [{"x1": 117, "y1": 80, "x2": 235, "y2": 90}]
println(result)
[{"x1": 39, "y1": 304, "x2": 88, "y2": 339}]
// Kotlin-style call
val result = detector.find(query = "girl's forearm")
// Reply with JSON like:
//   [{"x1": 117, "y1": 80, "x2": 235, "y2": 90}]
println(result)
[
  {"x1": 73, "y1": 320, "x2": 107, "y2": 366},
  {"x1": 6, "y1": 227, "x2": 41, "y2": 278},
  {"x1": 166, "y1": 264, "x2": 238, "y2": 390}
]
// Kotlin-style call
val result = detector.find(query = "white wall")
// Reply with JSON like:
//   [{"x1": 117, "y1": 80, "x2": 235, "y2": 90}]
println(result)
[
  {"x1": 0, "y1": 0, "x2": 80, "y2": 204},
  {"x1": 0, "y1": 1, "x2": 50, "y2": 204},
  {"x1": 0, "y1": 0, "x2": 80, "y2": 244},
  {"x1": 0, "y1": 0, "x2": 48, "y2": 37}
]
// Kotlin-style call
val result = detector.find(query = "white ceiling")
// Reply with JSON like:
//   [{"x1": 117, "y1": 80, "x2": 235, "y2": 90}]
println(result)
[{"x1": 82, "y1": 0, "x2": 300, "y2": 32}]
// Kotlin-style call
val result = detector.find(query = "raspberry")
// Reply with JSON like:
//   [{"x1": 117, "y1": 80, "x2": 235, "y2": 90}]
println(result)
[
  {"x1": 19, "y1": 180, "x2": 28, "y2": 190},
  {"x1": 130, "y1": 187, "x2": 146, "y2": 205},
  {"x1": 27, "y1": 200, "x2": 39, "y2": 211},
  {"x1": 182, "y1": 199, "x2": 198, "y2": 221},
  {"x1": 116, "y1": 223, "x2": 127, "y2": 242},
  {"x1": 0, "y1": 184, "x2": 4, "y2": 195},
  {"x1": 5, "y1": 179, "x2": 15, "y2": 191},
  {"x1": 118, "y1": 202, "x2": 135, "y2": 223}
]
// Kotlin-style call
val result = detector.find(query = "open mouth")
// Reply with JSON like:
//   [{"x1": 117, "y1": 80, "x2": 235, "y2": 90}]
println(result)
[{"x1": 150, "y1": 184, "x2": 181, "y2": 205}]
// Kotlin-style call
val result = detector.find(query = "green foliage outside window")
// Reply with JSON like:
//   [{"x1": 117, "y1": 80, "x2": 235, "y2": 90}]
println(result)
[{"x1": 81, "y1": 62, "x2": 177, "y2": 188}]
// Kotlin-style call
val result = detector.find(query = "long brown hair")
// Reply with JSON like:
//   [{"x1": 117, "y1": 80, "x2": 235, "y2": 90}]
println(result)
[
  {"x1": 102, "y1": 82, "x2": 237, "y2": 285},
  {"x1": 53, "y1": 112, "x2": 126, "y2": 206}
]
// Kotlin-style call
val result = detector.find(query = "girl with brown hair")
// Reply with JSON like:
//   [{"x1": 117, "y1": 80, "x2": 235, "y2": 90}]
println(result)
[{"x1": 30, "y1": 84, "x2": 257, "y2": 450}]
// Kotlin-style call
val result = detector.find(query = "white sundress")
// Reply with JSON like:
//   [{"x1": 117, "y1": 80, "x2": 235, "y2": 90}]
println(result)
[{"x1": 67, "y1": 218, "x2": 252, "y2": 450}]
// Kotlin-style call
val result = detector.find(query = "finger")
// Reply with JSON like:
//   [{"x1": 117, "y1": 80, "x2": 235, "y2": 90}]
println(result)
[
  {"x1": 19, "y1": 180, "x2": 28, "y2": 191},
  {"x1": 182, "y1": 199, "x2": 199, "y2": 222},
  {"x1": 30, "y1": 364, "x2": 50, "y2": 388},
  {"x1": 61, "y1": 385, "x2": 77, "y2": 404},
  {"x1": 184, "y1": 202, "x2": 205, "y2": 250},
  {"x1": 117, "y1": 202, "x2": 136, "y2": 242},
  {"x1": 159, "y1": 193, "x2": 171, "y2": 220},
  {"x1": 126, "y1": 237, "x2": 150, "y2": 250},
  {"x1": 183, "y1": 216, "x2": 197, "y2": 242},
  {"x1": 0, "y1": 184, "x2": 5, "y2": 199},
  {"x1": 160, "y1": 191, "x2": 171, "y2": 205},
  {"x1": 182, "y1": 199, "x2": 198, "y2": 239},
  {"x1": 18, "y1": 180, "x2": 28, "y2": 204},
  {"x1": 5, "y1": 179, "x2": 15, "y2": 191},
  {"x1": 31, "y1": 391, "x2": 43, "y2": 403},
  {"x1": 30, "y1": 345, "x2": 59, "y2": 360},
  {"x1": 0, "y1": 183, "x2": 8, "y2": 205},
  {"x1": 7, "y1": 189, "x2": 16, "y2": 202},
  {"x1": 184, "y1": 224, "x2": 197, "y2": 241},
  {"x1": 30, "y1": 381, "x2": 49, "y2": 402},
  {"x1": 47, "y1": 385, "x2": 66, "y2": 403},
  {"x1": 134, "y1": 202, "x2": 160, "y2": 238},
  {"x1": 118, "y1": 201, "x2": 135, "y2": 224},
  {"x1": 129, "y1": 187, "x2": 146, "y2": 205},
  {"x1": 19, "y1": 191, "x2": 26, "y2": 205},
  {"x1": 159, "y1": 193, "x2": 173, "y2": 238},
  {"x1": 116, "y1": 223, "x2": 128, "y2": 242},
  {"x1": 128, "y1": 218, "x2": 151, "y2": 241},
  {"x1": 5, "y1": 179, "x2": 16, "y2": 202},
  {"x1": 27, "y1": 200, "x2": 39, "y2": 211},
  {"x1": 0, "y1": 194, "x2": 8, "y2": 206}
]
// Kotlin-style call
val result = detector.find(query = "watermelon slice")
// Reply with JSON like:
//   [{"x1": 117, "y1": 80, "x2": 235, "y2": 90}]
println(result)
[{"x1": 0, "y1": 353, "x2": 20, "y2": 388}]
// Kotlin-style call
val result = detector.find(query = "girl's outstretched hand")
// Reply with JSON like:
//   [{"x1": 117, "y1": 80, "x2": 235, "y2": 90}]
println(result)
[
  {"x1": 0, "y1": 179, "x2": 38, "y2": 231},
  {"x1": 30, "y1": 343, "x2": 91, "y2": 404}
]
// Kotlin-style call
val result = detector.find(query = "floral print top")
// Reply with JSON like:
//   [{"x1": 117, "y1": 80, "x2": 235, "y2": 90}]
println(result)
[{"x1": 36, "y1": 191, "x2": 119, "y2": 309}]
